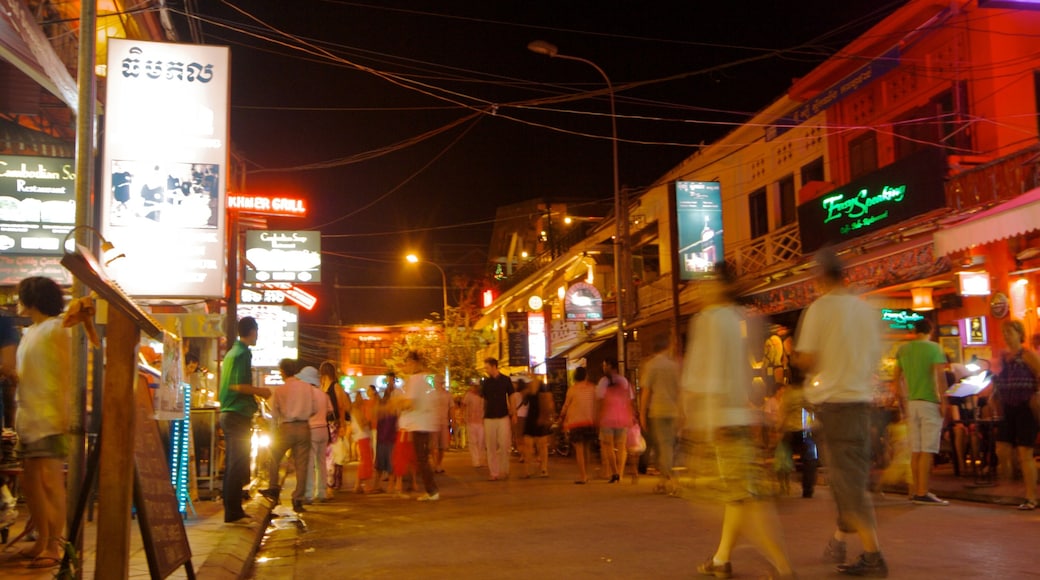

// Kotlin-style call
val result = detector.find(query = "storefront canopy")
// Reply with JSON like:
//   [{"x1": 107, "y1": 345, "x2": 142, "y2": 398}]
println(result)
[{"x1": 934, "y1": 187, "x2": 1040, "y2": 255}]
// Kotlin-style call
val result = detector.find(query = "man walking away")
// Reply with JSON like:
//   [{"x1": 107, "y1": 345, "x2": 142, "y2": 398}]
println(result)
[
  {"x1": 640, "y1": 333, "x2": 681, "y2": 494},
  {"x1": 482, "y1": 358, "x2": 515, "y2": 481},
  {"x1": 794, "y1": 248, "x2": 887, "y2": 577},
  {"x1": 219, "y1": 317, "x2": 271, "y2": 525},
  {"x1": 894, "y1": 319, "x2": 950, "y2": 506},
  {"x1": 462, "y1": 381, "x2": 486, "y2": 467},
  {"x1": 264, "y1": 365, "x2": 318, "y2": 513}
]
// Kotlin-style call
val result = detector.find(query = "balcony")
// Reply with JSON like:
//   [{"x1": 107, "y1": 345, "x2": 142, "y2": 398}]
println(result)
[{"x1": 727, "y1": 222, "x2": 802, "y2": 278}]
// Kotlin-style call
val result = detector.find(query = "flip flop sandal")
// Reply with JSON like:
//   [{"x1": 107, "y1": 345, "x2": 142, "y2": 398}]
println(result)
[{"x1": 27, "y1": 556, "x2": 61, "y2": 569}]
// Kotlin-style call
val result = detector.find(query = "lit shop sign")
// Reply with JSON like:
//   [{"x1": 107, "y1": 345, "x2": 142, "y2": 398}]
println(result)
[
  {"x1": 245, "y1": 230, "x2": 321, "y2": 283},
  {"x1": 798, "y1": 148, "x2": 946, "y2": 254},
  {"x1": 0, "y1": 155, "x2": 76, "y2": 255},
  {"x1": 240, "y1": 287, "x2": 287, "y2": 305},
  {"x1": 249, "y1": 282, "x2": 318, "y2": 311},
  {"x1": 964, "y1": 316, "x2": 987, "y2": 346},
  {"x1": 529, "y1": 312, "x2": 547, "y2": 373},
  {"x1": 101, "y1": 39, "x2": 230, "y2": 298},
  {"x1": 236, "y1": 305, "x2": 299, "y2": 368},
  {"x1": 227, "y1": 195, "x2": 307, "y2": 217},
  {"x1": 564, "y1": 282, "x2": 603, "y2": 321},
  {"x1": 675, "y1": 181, "x2": 724, "y2": 280},
  {"x1": 980, "y1": 0, "x2": 1040, "y2": 9},
  {"x1": 958, "y1": 271, "x2": 991, "y2": 296},
  {"x1": 880, "y1": 309, "x2": 924, "y2": 331}
]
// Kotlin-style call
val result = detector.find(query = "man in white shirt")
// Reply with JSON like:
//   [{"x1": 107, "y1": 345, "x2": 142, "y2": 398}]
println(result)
[
  {"x1": 794, "y1": 248, "x2": 886, "y2": 578},
  {"x1": 640, "y1": 333, "x2": 681, "y2": 492},
  {"x1": 398, "y1": 351, "x2": 440, "y2": 501},
  {"x1": 264, "y1": 364, "x2": 318, "y2": 513}
]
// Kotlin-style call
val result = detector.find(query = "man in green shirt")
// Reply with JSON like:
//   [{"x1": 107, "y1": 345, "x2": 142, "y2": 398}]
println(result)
[
  {"x1": 219, "y1": 316, "x2": 271, "y2": 524},
  {"x1": 894, "y1": 319, "x2": 949, "y2": 506}
]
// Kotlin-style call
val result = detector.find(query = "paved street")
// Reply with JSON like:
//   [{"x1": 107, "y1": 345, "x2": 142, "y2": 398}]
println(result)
[{"x1": 250, "y1": 450, "x2": 1040, "y2": 579}]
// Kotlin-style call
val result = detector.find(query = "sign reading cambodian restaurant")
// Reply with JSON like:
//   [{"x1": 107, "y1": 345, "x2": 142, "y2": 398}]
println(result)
[
  {"x1": 880, "y1": 309, "x2": 925, "y2": 331},
  {"x1": 0, "y1": 155, "x2": 76, "y2": 255},
  {"x1": 674, "y1": 181, "x2": 724, "y2": 280},
  {"x1": 797, "y1": 148, "x2": 947, "y2": 254},
  {"x1": 101, "y1": 39, "x2": 229, "y2": 298},
  {"x1": 245, "y1": 230, "x2": 322, "y2": 283}
]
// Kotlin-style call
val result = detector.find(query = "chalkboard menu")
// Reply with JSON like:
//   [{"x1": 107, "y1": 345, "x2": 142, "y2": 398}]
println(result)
[
  {"x1": 134, "y1": 382, "x2": 193, "y2": 579},
  {"x1": 545, "y1": 357, "x2": 568, "y2": 413}
]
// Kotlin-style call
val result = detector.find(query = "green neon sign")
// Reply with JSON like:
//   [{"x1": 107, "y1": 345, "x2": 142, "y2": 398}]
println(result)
[
  {"x1": 881, "y1": 308, "x2": 924, "y2": 330},
  {"x1": 821, "y1": 184, "x2": 906, "y2": 235}
]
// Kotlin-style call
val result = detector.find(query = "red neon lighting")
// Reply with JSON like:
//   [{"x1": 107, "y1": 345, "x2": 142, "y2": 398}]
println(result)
[{"x1": 227, "y1": 195, "x2": 307, "y2": 216}]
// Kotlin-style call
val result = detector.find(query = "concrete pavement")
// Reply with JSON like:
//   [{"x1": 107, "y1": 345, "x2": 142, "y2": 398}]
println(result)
[
  {"x1": 250, "y1": 450, "x2": 1040, "y2": 580},
  {"x1": 0, "y1": 449, "x2": 1033, "y2": 579}
]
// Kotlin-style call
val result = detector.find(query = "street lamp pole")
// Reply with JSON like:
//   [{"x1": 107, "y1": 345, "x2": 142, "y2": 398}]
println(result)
[
  {"x1": 528, "y1": 40, "x2": 626, "y2": 376},
  {"x1": 405, "y1": 254, "x2": 449, "y2": 324}
]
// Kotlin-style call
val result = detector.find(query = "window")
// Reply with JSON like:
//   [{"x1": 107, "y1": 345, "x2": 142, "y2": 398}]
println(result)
[
  {"x1": 894, "y1": 87, "x2": 971, "y2": 161},
  {"x1": 800, "y1": 157, "x2": 824, "y2": 185},
  {"x1": 349, "y1": 348, "x2": 360, "y2": 365},
  {"x1": 848, "y1": 132, "x2": 877, "y2": 180},
  {"x1": 749, "y1": 187, "x2": 769, "y2": 239},
  {"x1": 363, "y1": 347, "x2": 376, "y2": 366},
  {"x1": 778, "y1": 174, "x2": 797, "y2": 226}
]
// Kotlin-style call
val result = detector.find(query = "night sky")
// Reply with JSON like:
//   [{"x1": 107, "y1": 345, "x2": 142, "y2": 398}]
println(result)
[{"x1": 179, "y1": 0, "x2": 903, "y2": 351}]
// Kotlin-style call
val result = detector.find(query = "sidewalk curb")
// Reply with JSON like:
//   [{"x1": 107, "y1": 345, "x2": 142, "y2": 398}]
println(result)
[
  {"x1": 195, "y1": 497, "x2": 274, "y2": 580},
  {"x1": 879, "y1": 482, "x2": 1026, "y2": 507}
]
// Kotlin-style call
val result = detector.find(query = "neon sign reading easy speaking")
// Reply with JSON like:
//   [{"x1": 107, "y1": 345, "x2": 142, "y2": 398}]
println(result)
[{"x1": 822, "y1": 185, "x2": 905, "y2": 235}]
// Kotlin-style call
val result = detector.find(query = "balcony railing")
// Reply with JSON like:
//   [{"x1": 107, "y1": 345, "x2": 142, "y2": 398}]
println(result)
[{"x1": 727, "y1": 222, "x2": 802, "y2": 278}]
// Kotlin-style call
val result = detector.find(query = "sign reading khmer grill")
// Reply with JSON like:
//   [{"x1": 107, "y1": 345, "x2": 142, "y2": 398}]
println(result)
[
  {"x1": 100, "y1": 39, "x2": 230, "y2": 298},
  {"x1": 797, "y1": 148, "x2": 947, "y2": 254}
]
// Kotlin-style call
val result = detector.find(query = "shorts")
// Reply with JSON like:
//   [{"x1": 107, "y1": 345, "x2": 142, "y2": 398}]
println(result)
[
  {"x1": 567, "y1": 425, "x2": 598, "y2": 444},
  {"x1": 907, "y1": 400, "x2": 943, "y2": 454},
  {"x1": 19, "y1": 433, "x2": 69, "y2": 459},
  {"x1": 996, "y1": 403, "x2": 1039, "y2": 448}
]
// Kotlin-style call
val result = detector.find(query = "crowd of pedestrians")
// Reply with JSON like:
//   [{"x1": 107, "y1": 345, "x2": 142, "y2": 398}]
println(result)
[{"x1": 206, "y1": 248, "x2": 1040, "y2": 580}]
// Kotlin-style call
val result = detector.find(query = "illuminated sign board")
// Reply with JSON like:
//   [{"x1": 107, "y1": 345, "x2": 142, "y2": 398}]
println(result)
[
  {"x1": 245, "y1": 230, "x2": 321, "y2": 283},
  {"x1": 675, "y1": 181, "x2": 723, "y2": 280},
  {"x1": 227, "y1": 195, "x2": 307, "y2": 216},
  {"x1": 564, "y1": 282, "x2": 603, "y2": 321},
  {"x1": 980, "y1": 0, "x2": 1040, "y2": 8},
  {"x1": 958, "y1": 271, "x2": 991, "y2": 296},
  {"x1": 880, "y1": 309, "x2": 925, "y2": 331},
  {"x1": 0, "y1": 156, "x2": 76, "y2": 284},
  {"x1": 236, "y1": 305, "x2": 299, "y2": 368},
  {"x1": 101, "y1": 39, "x2": 229, "y2": 298},
  {"x1": 240, "y1": 287, "x2": 287, "y2": 305},
  {"x1": 964, "y1": 316, "x2": 987, "y2": 346},
  {"x1": 797, "y1": 148, "x2": 946, "y2": 254},
  {"x1": 529, "y1": 312, "x2": 547, "y2": 373}
]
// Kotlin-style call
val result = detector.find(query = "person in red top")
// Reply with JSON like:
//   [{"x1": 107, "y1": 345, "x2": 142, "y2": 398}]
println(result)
[
  {"x1": 596, "y1": 357, "x2": 634, "y2": 484},
  {"x1": 560, "y1": 367, "x2": 597, "y2": 484}
]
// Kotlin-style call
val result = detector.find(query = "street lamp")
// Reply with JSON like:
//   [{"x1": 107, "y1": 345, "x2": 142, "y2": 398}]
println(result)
[
  {"x1": 405, "y1": 253, "x2": 448, "y2": 323},
  {"x1": 528, "y1": 39, "x2": 626, "y2": 376}
]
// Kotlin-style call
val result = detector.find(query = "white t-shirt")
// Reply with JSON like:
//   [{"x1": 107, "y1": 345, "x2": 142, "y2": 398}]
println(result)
[
  {"x1": 681, "y1": 304, "x2": 755, "y2": 430},
  {"x1": 797, "y1": 289, "x2": 881, "y2": 404},
  {"x1": 398, "y1": 373, "x2": 438, "y2": 432},
  {"x1": 15, "y1": 316, "x2": 71, "y2": 444}
]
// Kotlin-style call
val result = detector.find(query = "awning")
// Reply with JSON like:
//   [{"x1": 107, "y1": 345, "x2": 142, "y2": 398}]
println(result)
[{"x1": 934, "y1": 187, "x2": 1040, "y2": 255}]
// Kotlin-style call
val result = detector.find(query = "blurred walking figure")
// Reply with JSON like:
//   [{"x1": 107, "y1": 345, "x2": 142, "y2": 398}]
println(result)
[
  {"x1": 462, "y1": 381, "x2": 486, "y2": 468},
  {"x1": 559, "y1": 367, "x2": 597, "y2": 484},
  {"x1": 684, "y1": 263, "x2": 794, "y2": 580},
  {"x1": 373, "y1": 373, "x2": 399, "y2": 494},
  {"x1": 320, "y1": 361, "x2": 350, "y2": 490},
  {"x1": 989, "y1": 319, "x2": 1040, "y2": 510},
  {"x1": 398, "y1": 351, "x2": 440, "y2": 501},
  {"x1": 432, "y1": 374, "x2": 451, "y2": 474},
  {"x1": 597, "y1": 358, "x2": 635, "y2": 484},
  {"x1": 520, "y1": 378, "x2": 554, "y2": 478},
  {"x1": 265, "y1": 365, "x2": 317, "y2": 513},
  {"x1": 640, "y1": 333, "x2": 681, "y2": 494},
  {"x1": 481, "y1": 358, "x2": 516, "y2": 481},
  {"x1": 352, "y1": 385, "x2": 377, "y2": 493},
  {"x1": 306, "y1": 365, "x2": 333, "y2": 502},
  {"x1": 893, "y1": 319, "x2": 949, "y2": 506},
  {"x1": 794, "y1": 248, "x2": 886, "y2": 577}
]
